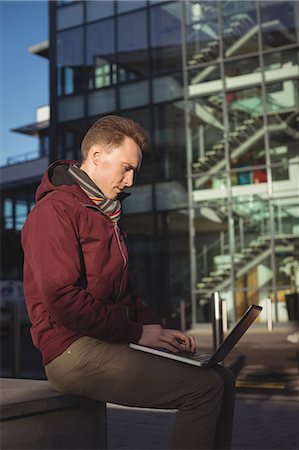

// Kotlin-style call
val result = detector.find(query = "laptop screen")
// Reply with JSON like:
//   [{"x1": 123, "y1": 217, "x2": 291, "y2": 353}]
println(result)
[{"x1": 208, "y1": 304, "x2": 262, "y2": 365}]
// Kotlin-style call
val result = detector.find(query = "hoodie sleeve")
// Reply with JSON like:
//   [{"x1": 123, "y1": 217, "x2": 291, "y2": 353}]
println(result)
[{"x1": 21, "y1": 197, "x2": 143, "y2": 344}]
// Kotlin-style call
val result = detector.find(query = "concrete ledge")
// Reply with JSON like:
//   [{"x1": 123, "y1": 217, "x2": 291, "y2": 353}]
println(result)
[{"x1": 0, "y1": 378, "x2": 107, "y2": 449}]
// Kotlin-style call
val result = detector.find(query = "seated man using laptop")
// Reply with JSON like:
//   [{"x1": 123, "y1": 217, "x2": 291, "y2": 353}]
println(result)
[
  {"x1": 131, "y1": 304, "x2": 262, "y2": 368},
  {"x1": 22, "y1": 115, "x2": 236, "y2": 449}
]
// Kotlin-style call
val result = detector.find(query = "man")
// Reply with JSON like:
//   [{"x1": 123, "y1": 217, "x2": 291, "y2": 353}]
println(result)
[{"x1": 22, "y1": 115, "x2": 235, "y2": 449}]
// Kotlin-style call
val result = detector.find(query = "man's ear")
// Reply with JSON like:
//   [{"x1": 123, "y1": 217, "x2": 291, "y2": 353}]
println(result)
[{"x1": 89, "y1": 144, "x2": 102, "y2": 165}]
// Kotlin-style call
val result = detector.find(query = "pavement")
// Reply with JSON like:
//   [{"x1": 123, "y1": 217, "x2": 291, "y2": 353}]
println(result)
[
  {"x1": 106, "y1": 394, "x2": 298, "y2": 449},
  {"x1": 190, "y1": 322, "x2": 299, "y2": 395},
  {"x1": 106, "y1": 322, "x2": 299, "y2": 450}
]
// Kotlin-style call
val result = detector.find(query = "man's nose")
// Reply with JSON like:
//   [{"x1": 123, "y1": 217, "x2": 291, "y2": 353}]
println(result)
[{"x1": 124, "y1": 169, "x2": 134, "y2": 187}]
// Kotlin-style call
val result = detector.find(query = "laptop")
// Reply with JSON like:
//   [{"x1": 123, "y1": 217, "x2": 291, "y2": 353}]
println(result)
[{"x1": 130, "y1": 304, "x2": 262, "y2": 368}]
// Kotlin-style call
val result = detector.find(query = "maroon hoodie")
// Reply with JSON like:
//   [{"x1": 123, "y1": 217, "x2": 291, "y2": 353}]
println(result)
[{"x1": 21, "y1": 160, "x2": 162, "y2": 366}]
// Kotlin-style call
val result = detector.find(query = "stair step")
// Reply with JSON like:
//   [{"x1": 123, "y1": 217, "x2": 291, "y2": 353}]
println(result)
[
  {"x1": 243, "y1": 118, "x2": 255, "y2": 125},
  {"x1": 213, "y1": 143, "x2": 225, "y2": 150},
  {"x1": 242, "y1": 248, "x2": 255, "y2": 254},
  {"x1": 235, "y1": 125, "x2": 247, "y2": 132},
  {"x1": 202, "y1": 47, "x2": 212, "y2": 55},
  {"x1": 249, "y1": 241, "x2": 261, "y2": 247},
  {"x1": 210, "y1": 271, "x2": 226, "y2": 276},
  {"x1": 202, "y1": 277, "x2": 213, "y2": 282},
  {"x1": 205, "y1": 150, "x2": 218, "y2": 157}
]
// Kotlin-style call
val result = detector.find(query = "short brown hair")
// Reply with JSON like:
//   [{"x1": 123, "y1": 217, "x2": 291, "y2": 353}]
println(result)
[{"x1": 81, "y1": 115, "x2": 149, "y2": 160}]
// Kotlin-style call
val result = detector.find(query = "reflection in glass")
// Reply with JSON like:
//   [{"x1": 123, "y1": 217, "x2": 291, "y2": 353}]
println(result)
[
  {"x1": 225, "y1": 56, "x2": 261, "y2": 89},
  {"x1": 121, "y1": 213, "x2": 156, "y2": 311},
  {"x1": 117, "y1": 10, "x2": 149, "y2": 79},
  {"x1": 193, "y1": 202, "x2": 231, "y2": 321},
  {"x1": 264, "y1": 49, "x2": 299, "y2": 78},
  {"x1": 270, "y1": 136, "x2": 298, "y2": 185},
  {"x1": 4, "y1": 199, "x2": 13, "y2": 230},
  {"x1": 224, "y1": 78, "x2": 267, "y2": 182},
  {"x1": 153, "y1": 74, "x2": 183, "y2": 103},
  {"x1": 166, "y1": 210, "x2": 191, "y2": 328},
  {"x1": 58, "y1": 96, "x2": 84, "y2": 122},
  {"x1": 265, "y1": 80, "x2": 298, "y2": 114},
  {"x1": 117, "y1": 1, "x2": 146, "y2": 14},
  {"x1": 88, "y1": 88, "x2": 116, "y2": 116},
  {"x1": 227, "y1": 86, "x2": 267, "y2": 173},
  {"x1": 56, "y1": 2, "x2": 83, "y2": 31},
  {"x1": 56, "y1": 124, "x2": 86, "y2": 160},
  {"x1": 119, "y1": 81, "x2": 149, "y2": 110},
  {"x1": 150, "y1": 2, "x2": 182, "y2": 73},
  {"x1": 193, "y1": 172, "x2": 228, "y2": 191},
  {"x1": 86, "y1": 19, "x2": 116, "y2": 90},
  {"x1": 266, "y1": 78, "x2": 299, "y2": 191},
  {"x1": 232, "y1": 195, "x2": 270, "y2": 252},
  {"x1": 221, "y1": 0, "x2": 257, "y2": 58},
  {"x1": 235, "y1": 255, "x2": 272, "y2": 320},
  {"x1": 86, "y1": 0, "x2": 114, "y2": 22},
  {"x1": 153, "y1": 102, "x2": 186, "y2": 181},
  {"x1": 272, "y1": 197, "x2": 299, "y2": 237},
  {"x1": 188, "y1": 64, "x2": 221, "y2": 91},
  {"x1": 190, "y1": 94, "x2": 225, "y2": 180},
  {"x1": 276, "y1": 250, "x2": 299, "y2": 290},
  {"x1": 57, "y1": 27, "x2": 84, "y2": 96},
  {"x1": 184, "y1": 1, "x2": 219, "y2": 67},
  {"x1": 261, "y1": 0, "x2": 298, "y2": 50},
  {"x1": 15, "y1": 200, "x2": 28, "y2": 231},
  {"x1": 192, "y1": 192, "x2": 275, "y2": 322},
  {"x1": 275, "y1": 237, "x2": 299, "y2": 322}
]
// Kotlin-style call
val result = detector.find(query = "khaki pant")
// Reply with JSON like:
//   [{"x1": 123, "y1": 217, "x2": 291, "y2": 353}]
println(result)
[{"x1": 45, "y1": 336, "x2": 235, "y2": 450}]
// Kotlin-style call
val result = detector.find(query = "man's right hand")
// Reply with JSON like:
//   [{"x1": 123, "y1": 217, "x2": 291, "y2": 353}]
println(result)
[{"x1": 138, "y1": 324, "x2": 196, "y2": 353}]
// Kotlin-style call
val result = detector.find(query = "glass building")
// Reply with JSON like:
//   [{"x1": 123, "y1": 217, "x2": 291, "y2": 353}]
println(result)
[
  {"x1": 3, "y1": 0, "x2": 297, "y2": 327},
  {"x1": 0, "y1": 102, "x2": 50, "y2": 280}
]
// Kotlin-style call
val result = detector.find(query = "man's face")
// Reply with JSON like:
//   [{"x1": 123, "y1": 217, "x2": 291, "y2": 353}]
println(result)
[{"x1": 91, "y1": 136, "x2": 142, "y2": 200}]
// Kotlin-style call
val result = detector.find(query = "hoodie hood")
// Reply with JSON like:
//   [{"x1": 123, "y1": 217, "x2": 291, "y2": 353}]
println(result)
[
  {"x1": 35, "y1": 159, "x2": 130, "y2": 203},
  {"x1": 35, "y1": 160, "x2": 85, "y2": 203}
]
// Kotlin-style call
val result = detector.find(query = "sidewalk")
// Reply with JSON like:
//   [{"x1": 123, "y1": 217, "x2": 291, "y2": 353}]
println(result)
[
  {"x1": 106, "y1": 323, "x2": 299, "y2": 449},
  {"x1": 107, "y1": 394, "x2": 298, "y2": 449},
  {"x1": 191, "y1": 322, "x2": 299, "y2": 395}
]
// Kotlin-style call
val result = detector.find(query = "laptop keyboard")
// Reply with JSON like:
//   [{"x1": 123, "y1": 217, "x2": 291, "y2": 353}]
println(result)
[{"x1": 178, "y1": 350, "x2": 211, "y2": 364}]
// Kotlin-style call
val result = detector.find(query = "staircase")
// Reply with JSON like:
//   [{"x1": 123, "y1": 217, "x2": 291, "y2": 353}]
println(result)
[
  {"x1": 192, "y1": 105, "x2": 298, "y2": 188},
  {"x1": 195, "y1": 236, "x2": 298, "y2": 300},
  {"x1": 188, "y1": 1, "x2": 295, "y2": 84},
  {"x1": 188, "y1": 13, "x2": 255, "y2": 69}
]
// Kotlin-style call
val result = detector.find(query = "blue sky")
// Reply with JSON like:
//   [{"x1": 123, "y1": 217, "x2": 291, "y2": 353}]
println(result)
[{"x1": 0, "y1": 0, "x2": 48, "y2": 166}]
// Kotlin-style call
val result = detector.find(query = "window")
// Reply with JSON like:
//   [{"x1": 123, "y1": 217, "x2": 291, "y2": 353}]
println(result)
[
  {"x1": 86, "y1": 19, "x2": 116, "y2": 90},
  {"x1": 86, "y1": 0, "x2": 114, "y2": 22},
  {"x1": 150, "y1": 2, "x2": 183, "y2": 73},
  {"x1": 4, "y1": 199, "x2": 13, "y2": 230},
  {"x1": 57, "y1": 2, "x2": 84, "y2": 30},
  {"x1": 117, "y1": 10, "x2": 149, "y2": 79},
  {"x1": 261, "y1": 0, "x2": 298, "y2": 50},
  {"x1": 117, "y1": 1, "x2": 146, "y2": 14},
  {"x1": 57, "y1": 27, "x2": 84, "y2": 95}
]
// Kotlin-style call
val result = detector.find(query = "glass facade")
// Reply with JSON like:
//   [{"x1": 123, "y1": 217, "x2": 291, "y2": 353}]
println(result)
[
  {"x1": 50, "y1": 0, "x2": 299, "y2": 326},
  {"x1": 184, "y1": 0, "x2": 299, "y2": 325},
  {"x1": 1, "y1": 187, "x2": 36, "y2": 280}
]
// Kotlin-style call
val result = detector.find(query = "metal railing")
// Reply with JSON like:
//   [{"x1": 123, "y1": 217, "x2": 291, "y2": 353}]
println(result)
[{"x1": 5, "y1": 149, "x2": 49, "y2": 166}]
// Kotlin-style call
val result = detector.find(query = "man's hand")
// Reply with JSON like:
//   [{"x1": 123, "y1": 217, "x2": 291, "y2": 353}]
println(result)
[{"x1": 138, "y1": 324, "x2": 196, "y2": 353}]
